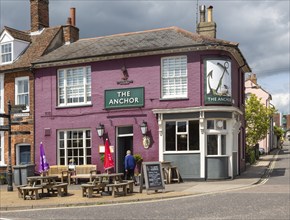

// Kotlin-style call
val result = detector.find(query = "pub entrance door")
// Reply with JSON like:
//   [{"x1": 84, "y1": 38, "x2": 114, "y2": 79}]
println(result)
[{"x1": 116, "y1": 126, "x2": 133, "y2": 174}]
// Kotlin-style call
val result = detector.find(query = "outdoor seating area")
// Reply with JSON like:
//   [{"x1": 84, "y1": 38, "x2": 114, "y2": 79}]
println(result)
[
  {"x1": 13, "y1": 140, "x2": 181, "y2": 202},
  {"x1": 16, "y1": 172, "x2": 135, "y2": 200}
]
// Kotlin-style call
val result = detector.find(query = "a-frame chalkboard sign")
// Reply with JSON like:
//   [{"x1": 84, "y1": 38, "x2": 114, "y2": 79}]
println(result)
[{"x1": 139, "y1": 162, "x2": 165, "y2": 193}]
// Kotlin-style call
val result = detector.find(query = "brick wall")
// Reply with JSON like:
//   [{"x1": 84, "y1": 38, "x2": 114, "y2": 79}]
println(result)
[
  {"x1": 30, "y1": 0, "x2": 49, "y2": 32},
  {"x1": 62, "y1": 25, "x2": 79, "y2": 44},
  {"x1": 3, "y1": 70, "x2": 35, "y2": 169}
]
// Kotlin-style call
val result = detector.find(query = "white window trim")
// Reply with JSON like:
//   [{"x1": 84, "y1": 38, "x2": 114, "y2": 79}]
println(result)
[
  {"x1": 0, "y1": 42, "x2": 13, "y2": 65},
  {"x1": 161, "y1": 56, "x2": 188, "y2": 99},
  {"x1": 57, "y1": 66, "x2": 91, "y2": 107},
  {"x1": 164, "y1": 119, "x2": 200, "y2": 153},
  {"x1": 15, "y1": 76, "x2": 30, "y2": 112},
  {"x1": 57, "y1": 129, "x2": 91, "y2": 165},
  {"x1": 206, "y1": 119, "x2": 228, "y2": 156}
]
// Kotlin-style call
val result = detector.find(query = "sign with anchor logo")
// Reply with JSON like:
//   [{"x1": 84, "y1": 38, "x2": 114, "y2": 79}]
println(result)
[{"x1": 204, "y1": 59, "x2": 232, "y2": 105}]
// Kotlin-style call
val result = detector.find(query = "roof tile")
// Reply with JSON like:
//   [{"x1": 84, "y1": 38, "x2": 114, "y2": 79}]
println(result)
[{"x1": 34, "y1": 26, "x2": 237, "y2": 64}]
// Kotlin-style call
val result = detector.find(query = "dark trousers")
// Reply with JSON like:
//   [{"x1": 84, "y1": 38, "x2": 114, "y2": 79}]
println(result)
[{"x1": 125, "y1": 169, "x2": 134, "y2": 180}]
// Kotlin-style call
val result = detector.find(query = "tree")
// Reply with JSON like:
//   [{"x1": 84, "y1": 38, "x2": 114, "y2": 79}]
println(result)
[{"x1": 245, "y1": 94, "x2": 276, "y2": 152}]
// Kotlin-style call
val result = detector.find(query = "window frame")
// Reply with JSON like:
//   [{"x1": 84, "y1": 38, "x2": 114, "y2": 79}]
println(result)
[
  {"x1": 206, "y1": 119, "x2": 228, "y2": 156},
  {"x1": 164, "y1": 120, "x2": 200, "y2": 152},
  {"x1": 15, "y1": 76, "x2": 29, "y2": 112},
  {"x1": 161, "y1": 56, "x2": 188, "y2": 99},
  {"x1": 57, "y1": 129, "x2": 92, "y2": 165},
  {"x1": 0, "y1": 42, "x2": 13, "y2": 64},
  {"x1": 57, "y1": 66, "x2": 92, "y2": 107}
]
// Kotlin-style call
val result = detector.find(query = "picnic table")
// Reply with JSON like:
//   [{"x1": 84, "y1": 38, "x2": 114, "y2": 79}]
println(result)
[
  {"x1": 81, "y1": 173, "x2": 134, "y2": 198},
  {"x1": 18, "y1": 175, "x2": 68, "y2": 199}
]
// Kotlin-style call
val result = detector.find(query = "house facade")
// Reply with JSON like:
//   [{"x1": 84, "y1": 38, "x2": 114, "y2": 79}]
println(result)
[
  {"x1": 0, "y1": 0, "x2": 79, "y2": 177},
  {"x1": 33, "y1": 6, "x2": 251, "y2": 180},
  {"x1": 245, "y1": 73, "x2": 274, "y2": 153}
]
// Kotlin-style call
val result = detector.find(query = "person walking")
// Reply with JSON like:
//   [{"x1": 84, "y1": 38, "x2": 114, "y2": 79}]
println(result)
[{"x1": 124, "y1": 150, "x2": 136, "y2": 180}]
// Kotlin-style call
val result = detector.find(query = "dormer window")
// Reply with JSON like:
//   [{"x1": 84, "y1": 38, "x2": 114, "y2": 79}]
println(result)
[
  {"x1": 1, "y1": 42, "x2": 12, "y2": 64},
  {"x1": 0, "y1": 27, "x2": 30, "y2": 66}
]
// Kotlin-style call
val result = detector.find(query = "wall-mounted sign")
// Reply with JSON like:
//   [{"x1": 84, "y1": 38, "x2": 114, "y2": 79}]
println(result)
[
  {"x1": 105, "y1": 87, "x2": 144, "y2": 109},
  {"x1": 204, "y1": 59, "x2": 232, "y2": 105},
  {"x1": 99, "y1": 145, "x2": 114, "y2": 153}
]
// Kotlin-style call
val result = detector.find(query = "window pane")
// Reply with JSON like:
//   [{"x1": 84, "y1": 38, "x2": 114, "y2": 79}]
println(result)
[
  {"x1": 207, "y1": 135, "x2": 217, "y2": 155},
  {"x1": 177, "y1": 134, "x2": 187, "y2": 151},
  {"x1": 177, "y1": 121, "x2": 186, "y2": 132},
  {"x1": 162, "y1": 56, "x2": 187, "y2": 98},
  {"x1": 207, "y1": 120, "x2": 214, "y2": 129},
  {"x1": 165, "y1": 122, "x2": 176, "y2": 151},
  {"x1": 58, "y1": 129, "x2": 91, "y2": 165},
  {"x1": 189, "y1": 120, "x2": 199, "y2": 150},
  {"x1": 57, "y1": 66, "x2": 91, "y2": 106},
  {"x1": 118, "y1": 126, "x2": 133, "y2": 135}
]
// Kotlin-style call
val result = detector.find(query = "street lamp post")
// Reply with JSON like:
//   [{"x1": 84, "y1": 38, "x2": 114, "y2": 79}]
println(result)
[{"x1": 7, "y1": 101, "x2": 13, "y2": 192}]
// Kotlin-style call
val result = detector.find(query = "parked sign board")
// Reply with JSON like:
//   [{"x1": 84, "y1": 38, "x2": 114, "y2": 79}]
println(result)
[{"x1": 139, "y1": 162, "x2": 165, "y2": 193}]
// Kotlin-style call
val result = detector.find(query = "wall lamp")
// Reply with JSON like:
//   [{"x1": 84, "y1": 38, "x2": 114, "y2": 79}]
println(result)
[
  {"x1": 140, "y1": 121, "x2": 148, "y2": 136},
  {"x1": 96, "y1": 123, "x2": 104, "y2": 138}
]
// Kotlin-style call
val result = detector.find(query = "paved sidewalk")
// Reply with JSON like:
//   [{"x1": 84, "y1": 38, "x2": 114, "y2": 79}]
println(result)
[{"x1": 0, "y1": 149, "x2": 279, "y2": 211}]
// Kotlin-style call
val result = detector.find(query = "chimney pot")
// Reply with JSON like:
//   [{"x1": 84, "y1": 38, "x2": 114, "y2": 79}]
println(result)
[
  {"x1": 207, "y1": 6, "x2": 213, "y2": 22},
  {"x1": 70, "y1": 7, "x2": 76, "y2": 26},
  {"x1": 199, "y1": 5, "x2": 206, "y2": 22}
]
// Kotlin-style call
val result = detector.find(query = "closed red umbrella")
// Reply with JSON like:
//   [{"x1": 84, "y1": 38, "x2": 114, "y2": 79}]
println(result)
[{"x1": 104, "y1": 138, "x2": 114, "y2": 172}]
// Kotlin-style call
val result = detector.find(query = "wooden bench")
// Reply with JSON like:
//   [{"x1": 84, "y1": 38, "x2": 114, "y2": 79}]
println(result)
[
  {"x1": 47, "y1": 165, "x2": 70, "y2": 183},
  {"x1": 20, "y1": 186, "x2": 43, "y2": 200},
  {"x1": 70, "y1": 165, "x2": 97, "y2": 184},
  {"x1": 81, "y1": 184, "x2": 97, "y2": 198},
  {"x1": 122, "y1": 180, "x2": 134, "y2": 193},
  {"x1": 16, "y1": 184, "x2": 27, "y2": 198},
  {"x1": 106, "y1": 182, "x2": 128, "y2": 197},
  {"x1": 81, "y1": 181, "x2": 106, "y2": 198},
  {"x1": 50, "y1": 183, "x2": 68, "y2": 197}
]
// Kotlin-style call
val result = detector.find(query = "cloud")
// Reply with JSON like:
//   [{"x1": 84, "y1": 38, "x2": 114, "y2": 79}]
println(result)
[{"x1": 272, "y1": 93, "x2": 290, "y2": 114}]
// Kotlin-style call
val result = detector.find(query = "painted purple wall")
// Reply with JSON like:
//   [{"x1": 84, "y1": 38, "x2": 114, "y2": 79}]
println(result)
[{"x1": 34, "y1": 50, "x2": 242, "y2": 172}]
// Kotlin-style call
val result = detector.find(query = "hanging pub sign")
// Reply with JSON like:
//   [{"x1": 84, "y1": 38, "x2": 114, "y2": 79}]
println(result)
[
  {"x1": 204, "y1": 59, "x2": 232, "y2": 105},
  {"x1": 105, "y1": 87, "x2": 144, "y2": 109}
]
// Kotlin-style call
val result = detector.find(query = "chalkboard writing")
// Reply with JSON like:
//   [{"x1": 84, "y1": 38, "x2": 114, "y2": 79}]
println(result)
[{"x1": 140, "y1": 162, "x2": 165, "y2": 193}]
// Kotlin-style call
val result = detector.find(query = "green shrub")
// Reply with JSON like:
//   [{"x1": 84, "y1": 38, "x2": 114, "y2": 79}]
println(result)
[
  {"x1": 133, "y1": 154, "x2": 143, "y2": 163},
  {"x1": 249, "y1": 149, "x2": 256, "y2": 164}
]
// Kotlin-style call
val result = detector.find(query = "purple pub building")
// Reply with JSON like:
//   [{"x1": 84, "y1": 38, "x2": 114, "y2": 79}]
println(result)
[{"x1": 33, "y1": 6, "x2": 251, "y2": 180}]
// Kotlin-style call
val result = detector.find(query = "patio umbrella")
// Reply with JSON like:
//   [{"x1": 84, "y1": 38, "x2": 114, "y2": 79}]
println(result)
[
  {"x1": 39, "y1": 142, "x2": 49, "y2": 175},
  {"x1": 104, "y1": 138, "x2": 114, "y2": 172}
]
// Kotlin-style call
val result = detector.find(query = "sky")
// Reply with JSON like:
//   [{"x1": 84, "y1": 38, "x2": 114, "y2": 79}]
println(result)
[{"x1": 0, "y1": 0, "x2": 289, "y2": 114}]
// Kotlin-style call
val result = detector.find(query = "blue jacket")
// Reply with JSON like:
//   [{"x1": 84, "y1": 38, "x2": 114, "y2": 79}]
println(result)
[{"x1": 125, "y1": 154, "x2": 136, "y2": 170}]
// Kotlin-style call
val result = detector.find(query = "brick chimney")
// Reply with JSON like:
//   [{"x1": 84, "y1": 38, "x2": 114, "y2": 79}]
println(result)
[
  {"x1": 196, "y1": 5, "x2": 217, "y2": 38},
  {"x1": 30, "y1": 0, "x2": 49, "y2": 32},
  {"x1": 63, "y1": 8, "x2": 79, "y2": 44}
]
